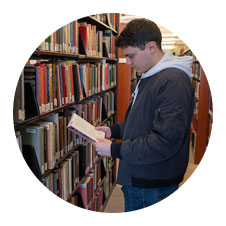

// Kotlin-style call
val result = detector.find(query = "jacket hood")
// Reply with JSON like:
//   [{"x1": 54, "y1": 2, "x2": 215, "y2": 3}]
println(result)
[
  {"x1": 142, "y1": 50, "x2": 193, "y2": 79},
  {"x1": 132, "y1": 51, "x2": 193, "y2": 107}
]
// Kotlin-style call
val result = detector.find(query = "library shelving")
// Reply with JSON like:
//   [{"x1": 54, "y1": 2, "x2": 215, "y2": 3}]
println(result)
[
  {"x1": 181, "y1": 49, "x2": 213, "y2": 164},
  {"x1": 116, "y1": 23, "x2": 132, "y2": 123},
  {"x1": 14, "y1": 13, "x2": 120, "y2": 212}
]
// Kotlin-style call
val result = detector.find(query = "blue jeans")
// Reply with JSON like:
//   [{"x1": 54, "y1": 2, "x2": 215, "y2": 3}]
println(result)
[{"x1": 121, "y1": 184, "x2": 178, "y2": 212}]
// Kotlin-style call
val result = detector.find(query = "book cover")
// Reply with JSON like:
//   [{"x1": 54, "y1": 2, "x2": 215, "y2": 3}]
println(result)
[
  {"x1": 22, "y1": 144, "x2": 42, "y2": 182},
  {"x1": 24, "y1": 82, "x2": 40, "y2": 120},
  {"x1": 79, "y1": 22, "x2": 88, "y2": 54},
  {"x1": 35, "y1": 121, "x2": 55, "y2": 170},
  {"x1": 14, "y1": 71, "x2": 25, "y2": 123},
  {"x1": 67, "y1": 113, "x2": 105, "y2": 143},
  {"x1": 78, "y1": 144, "x2": 88, "y2": 180},
  {"x1": 42, "y1": 113, "x2": 60, "y2": 161},
  {"x1": 72, "y1": 63, "x2": 83, "y2": 101},
  {"x1": 19, "y1": 125, "x2": 45, "y2": 174}
]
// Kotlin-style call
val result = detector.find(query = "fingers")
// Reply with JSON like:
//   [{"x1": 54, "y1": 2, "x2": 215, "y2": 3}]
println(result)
[
  {"x1": 95, "y1": 126, "x2": 108, "y2": 131},
  {"x1": 96, "y1": 138, "x2": 106, "y2": 142},
  {"x1": 95, "y1": 126, "x2": 102, "y2": 131}
]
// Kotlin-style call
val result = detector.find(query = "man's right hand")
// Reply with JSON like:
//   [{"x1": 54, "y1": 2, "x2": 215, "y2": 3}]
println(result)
[{"x1": 95, "y1": 126, "x2": 111, "y2": 139}]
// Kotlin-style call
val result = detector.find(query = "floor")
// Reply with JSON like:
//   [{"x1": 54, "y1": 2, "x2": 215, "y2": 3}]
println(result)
[{"x1": 103, "y1": 151, "x2": 198, "y2": 213}]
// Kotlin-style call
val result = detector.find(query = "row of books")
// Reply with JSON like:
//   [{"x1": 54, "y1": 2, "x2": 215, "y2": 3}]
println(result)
[
  {"x1": 191, "y1": 79, "x2": 200, "y2": 100},
  {"x1": 102, "y1": 30, "x2": 116, "y2": 59},
  {"x1": 190, "y1": 61, "x2": 200, "y2": 155},
  {"x1": 192, "y1": 61, "x2": 201, "y2": 80},
  {"x1": 190, "y1": 129, "x2": 197, "y2": 157},
  {"x1": 75, "y1": 162, "x2": 105, "y2": 210},
  {"x1": 74, "y1": 181, "x2": 105, "y2": 211},
  {"x1": 74, "y1": 159, "x2": 116, "y2": 211},
  {"x1": 39, "y1": 20, "x2": 79, "y2": 54},
  {"x1": 44, "y1": 144, "x2": 105, "y2": 201},
  {"x1": 74, "y1": 93, "x2": 115, "y2": 130},
  {"x1": 17, "y1": 128, "x2": 114, "y2": 208},
  {"x1": 92, "y1": 13, "x2": 118, "y2": 30},
  {"x1": 17, "y1": 112, "x2": 71, "y2": 174},
  {"x1": 79, "y1": 22, "x2": 117, "y2": 58},
  {"x1": 16, "y1": 95, "x2": 115, "y2": 173},
  {"x1": 78, "y1": 60, "x2": 117, "y2": 94},
  {"x1": 43, "y1": 150, "x2": 80, "y2": 200},
  {"x1": 38, "y1": 14, "x2": 118, "y2": 58},
  {"x1": 17, "y1": 118, "x2": 114, "y2": 204},
  {"x1": 14, "y1": 60, "x2": 116, "y2": 122}
]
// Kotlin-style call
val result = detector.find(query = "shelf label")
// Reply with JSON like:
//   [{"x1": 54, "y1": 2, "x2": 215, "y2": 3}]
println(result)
[
  {"x1": 26, "y1": 128, "x2": 36, "y2": 134},
  {"x1": 119, "y1": 58, "x2": 126, "y2": 63}
]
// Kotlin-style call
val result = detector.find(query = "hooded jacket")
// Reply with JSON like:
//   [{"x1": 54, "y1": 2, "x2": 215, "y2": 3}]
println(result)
[{"x1": 110, "y1": 51, "x2": 195, "y2": 188}]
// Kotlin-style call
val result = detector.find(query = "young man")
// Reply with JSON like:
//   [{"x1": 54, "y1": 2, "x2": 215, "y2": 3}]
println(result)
[{"x1": 93, "y1": 18, "x2": 194, "y2": 212}]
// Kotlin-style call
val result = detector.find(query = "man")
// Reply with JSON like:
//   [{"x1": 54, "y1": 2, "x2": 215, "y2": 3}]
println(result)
[{"x1": 93, "y1": 18, "x2": 194, "y2": 212}]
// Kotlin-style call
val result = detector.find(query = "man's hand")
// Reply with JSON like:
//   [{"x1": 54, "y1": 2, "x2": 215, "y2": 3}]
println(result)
[
  {"x1": 95, "y1": 126, "x2": 111, "y2": 139},
  {"x1": 93, "y1": 138, "x2": 112, "y2": 157}
]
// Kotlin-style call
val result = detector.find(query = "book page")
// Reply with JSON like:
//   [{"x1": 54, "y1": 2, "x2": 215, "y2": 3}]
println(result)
[{"x1": 67, "y1": 113, "x2": 105, "y2": 142}]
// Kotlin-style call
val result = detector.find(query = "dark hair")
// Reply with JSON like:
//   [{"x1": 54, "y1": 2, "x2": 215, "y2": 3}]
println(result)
[{"x1": 116, "y1": 18, "x2": 162, "y2": 50}]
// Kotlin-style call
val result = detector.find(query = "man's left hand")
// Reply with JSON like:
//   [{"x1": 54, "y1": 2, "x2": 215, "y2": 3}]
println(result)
[{"x1": 93, "y1": 138, "x2": 112, "y2": 157}]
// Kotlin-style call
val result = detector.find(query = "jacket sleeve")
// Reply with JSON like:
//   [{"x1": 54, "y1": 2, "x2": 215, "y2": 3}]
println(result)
[
  {"x1": 110, "y1": 121, "x2": 125, "y2": 139},
  {"x1": 111, "y1": 73, "x2": 194, "y2": 164}
]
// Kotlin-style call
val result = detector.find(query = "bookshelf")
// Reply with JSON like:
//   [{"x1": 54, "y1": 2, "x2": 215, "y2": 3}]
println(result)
[
  {"x1": 14, "y1": 13, "x2": 120, "y2": 212},
  {"x1": 181, "y1": 50, "x2": 213, "y2": 164},
  {"x1": 116, "y1": 23, "x2": 132, "y2": 123}
]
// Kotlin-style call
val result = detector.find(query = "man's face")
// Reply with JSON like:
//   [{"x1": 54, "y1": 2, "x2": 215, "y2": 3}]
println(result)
[{"x1": 122, "y1": 45, "x2": 153, "y2": 73}]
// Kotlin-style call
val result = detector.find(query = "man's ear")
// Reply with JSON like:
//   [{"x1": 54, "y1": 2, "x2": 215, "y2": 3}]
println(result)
[{"x1": 146, "y1": 41, "x2": 157, "y2": 53}]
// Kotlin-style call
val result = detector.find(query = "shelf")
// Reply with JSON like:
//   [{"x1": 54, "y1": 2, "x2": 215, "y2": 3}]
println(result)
[
  {"x1": 40, "y1": 112, "x2": 115, "y2": 179},
  {"x1": 42, "y1": 144, "x2": 80, "y2": 178},
  {"x1": 66, "y1": 157, "x2": 103, "y2": 202},
  {"x1": 14, "y1": 13, "x2": 120, "y2": 213},
  {"x1": 32, "y1": 50, "x2": 80, "y2": 59},
  {"x1": 78, "y1": 16, "x2": 118, "y2": 35},
  {"x1": 14, "y1": 86, "x2": 117, "y2": 130},
  {"x1": 31, "y1": 50, "x2": 118, "y2": 62}
]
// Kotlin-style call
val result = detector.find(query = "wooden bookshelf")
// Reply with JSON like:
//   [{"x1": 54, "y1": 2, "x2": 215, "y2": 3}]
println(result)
[
  {"x1": 115, "y1": 23, "x2": 132, "y2": 123},
  {"x1": 181, "y1": 49, "x2": 212, "y2": 164},
  {"x1": 14, "y1": 13, "x2": 120, "y2": 212},
  {"x1": 32, "y1": 50, "x2": 118, "y2": 62},
  {"x1": 193, "y1": 67, "x2": 211, "y2": 164},
  {"x1": 78, "y1": 16, "x2": 118, "y2": 35}
]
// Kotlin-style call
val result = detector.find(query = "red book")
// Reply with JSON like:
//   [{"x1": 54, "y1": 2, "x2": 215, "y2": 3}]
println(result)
[
  {"x1": 79, "y1": 22, "x2": 88, "y2": 52},
  {"x1": 35, "y1": 63, "x2": 46, "y2": 114},
  {"x1": 76, "y1": 180, "x2": 88, "y2": 209},
  {"x1": 56, "y1": 65, "x2": 62, "y2": 107}
]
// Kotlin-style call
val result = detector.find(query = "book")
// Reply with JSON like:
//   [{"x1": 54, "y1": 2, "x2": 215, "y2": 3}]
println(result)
[
  {"x1": 19, "y1": 125, "x2": 45, "y2": 174},
  {"x1": 35, "y1": 121, "x2": 56, "y2": 170},
  {"x1": 67, "y1": 113, "x2": 105, "y2": 143},
  {"x1": 24, "y1": 82, "x2": 40, "y2": 119},
  {"x1": 13, "y1": 70, "x2": 25, "y2": 123},
  {"x1": 22, "y1": 144, "x2": 42, "y2": 182}
]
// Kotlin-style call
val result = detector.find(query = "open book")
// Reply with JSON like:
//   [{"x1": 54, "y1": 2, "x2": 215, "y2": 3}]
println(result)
[{"x1": 67, "y1": 113, "x2": 105, "y2": 142}]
